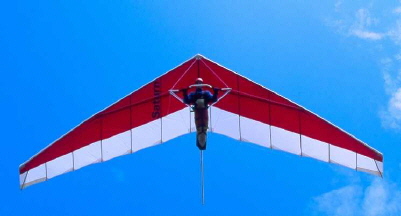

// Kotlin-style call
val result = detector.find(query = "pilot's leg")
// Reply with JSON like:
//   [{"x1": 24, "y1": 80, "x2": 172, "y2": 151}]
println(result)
[{"x1": 195, "y1": 108, "x2": 209, "y2": 150}]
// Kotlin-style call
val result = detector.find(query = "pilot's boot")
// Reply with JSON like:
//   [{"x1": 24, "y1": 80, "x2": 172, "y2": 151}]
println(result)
[{"x1": 196, "y1": 127, "x2": 207, "y2": 150}]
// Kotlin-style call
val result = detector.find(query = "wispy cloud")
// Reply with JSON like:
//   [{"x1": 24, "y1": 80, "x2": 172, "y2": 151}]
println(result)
[
  {"x1": 312, "y1": 179, "x2": 401, "y2": 216},
  {"x1": 362, "y1": 179, "x2": 401, "y2": 216},
  {"x1": 381, "y1": 88, "x2": 401, "y2": 129},
  {"x1": 389, "y1": 89, "x2": 401, "y2": 117},
  {"x1": 327, "y1": 3, "x2": 401, "y2": 130},
  {"x1": 334, "y1": 0, "x2": 343, "y2": 13},
  {"x1": 349, "y1": 9, "x2": 384, "y2": 40},
  {"x1": 393, "y1": 7, "x2": 401, "y2": 14},
  {"x1": 314, "y1": 185, "x2": 361, "y2": 216},
  {"x1": 380, "y1": 57, "x2": 401, "y2": 129},
  {"x1": 388, "y1": 20, "x2": 401, "y2": 45},
  {"x1": 326, "y1": 7, "x2": 385, "y2": 40},
  {"x1": 351, "y1": 30, "x2": 383, "y2": 40}
]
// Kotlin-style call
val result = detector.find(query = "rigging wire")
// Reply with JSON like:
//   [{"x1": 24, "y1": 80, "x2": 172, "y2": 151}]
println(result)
[
  {"x1": 199, "y1": 58, "x2": 229, "y2": 88},
  {"x1": 171, "y1": 59, "x2": 197, "y2": 90},
  {"x1": 200, "y1": 150, "x2": 205, "y2": 205}
]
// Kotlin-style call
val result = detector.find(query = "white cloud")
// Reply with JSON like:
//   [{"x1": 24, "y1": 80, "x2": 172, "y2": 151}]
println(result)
[
  {"x1": 395, "y1": 53, "x2": 401, "y2": 61},
  {"x1": 354, "y1": 9, "x2": 375, "y2": 29},
  {"x1": 388, "y1": 20, "x2": 401, "y2": 45},
  {"x1": 335, "y1": 0, "x2": 343, "y2": 12},
  {"x1": 327, "y1": 7, "x2": 384, "y2": 40},
  {"x1": 387, "y1": 88, "x2": 401, "y2": 122},
  {"x1": 327, "y1": 4, "x2": 401, "y2": 129},
  {"x1": 351, "y1": 30, "x2": 384, "y2": 40},
  {"x1": 381, "y1": 58, "x2": 396, "y2": 94},
  {"x1": 362, "y1": 180, "x2": 401, "y2": 216},
  {"x1": 314, "y1": 186, "x2": 362, "y2": 216},
  {"x1": 390, "y1": 89, "x2": 401, "y2": 111},
  {"x1": 324, "y1": 0, "x2": 401, "y2": 131},
  {"x1": 349, "y1": 9, "x2": 384, "y2": 40},
  {"x1": 379, "y1": 58, "x2": 401, "y2": 129},
  {"x1": 380, "y1": 109, "x2": 400, "y2": 129},
  {"x1": 313, "y1": 179, "x2": 401, "y2": 216}
]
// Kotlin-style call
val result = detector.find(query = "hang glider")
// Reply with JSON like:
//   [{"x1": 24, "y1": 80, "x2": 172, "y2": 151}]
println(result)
[{"x1": 19, "y1": 54, "x2": 383, "y2": 189}]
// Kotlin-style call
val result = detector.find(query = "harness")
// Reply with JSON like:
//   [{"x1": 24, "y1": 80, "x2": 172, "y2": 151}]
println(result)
[{"x1": 195, "y1": 94, "x2": 207, "y2": 109}]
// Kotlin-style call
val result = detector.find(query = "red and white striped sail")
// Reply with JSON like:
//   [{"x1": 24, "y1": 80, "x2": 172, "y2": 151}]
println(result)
[{"x1": 19, "y1": 54, "x2": 383, "y2": 189}]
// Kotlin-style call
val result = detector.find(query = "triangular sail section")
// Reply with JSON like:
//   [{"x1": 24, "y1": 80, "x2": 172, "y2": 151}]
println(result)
[
  {"x1": 19, "y1": 54, "x2": 383, "y2": 189},
  {"x1": 19, "y1": 57, "x2": 199, "y2": 189},
  {"x1": 199, "y1": 57, "x2": 383, "y2": 176}
]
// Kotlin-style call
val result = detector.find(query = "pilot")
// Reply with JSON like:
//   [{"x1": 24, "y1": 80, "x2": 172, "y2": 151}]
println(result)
[{"x1": 182, "y1": 78, "x2": 219, "y2": 150}]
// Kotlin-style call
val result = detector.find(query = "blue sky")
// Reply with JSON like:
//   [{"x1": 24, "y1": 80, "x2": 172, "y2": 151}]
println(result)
[{"x1": 2, "y1": 0, "x2": 401, "y2": 215}]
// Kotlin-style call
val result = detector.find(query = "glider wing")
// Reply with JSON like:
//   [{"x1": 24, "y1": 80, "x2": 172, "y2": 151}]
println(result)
[{"x1": 19, "y1": 55, "x2": 383, "y2": 189}]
